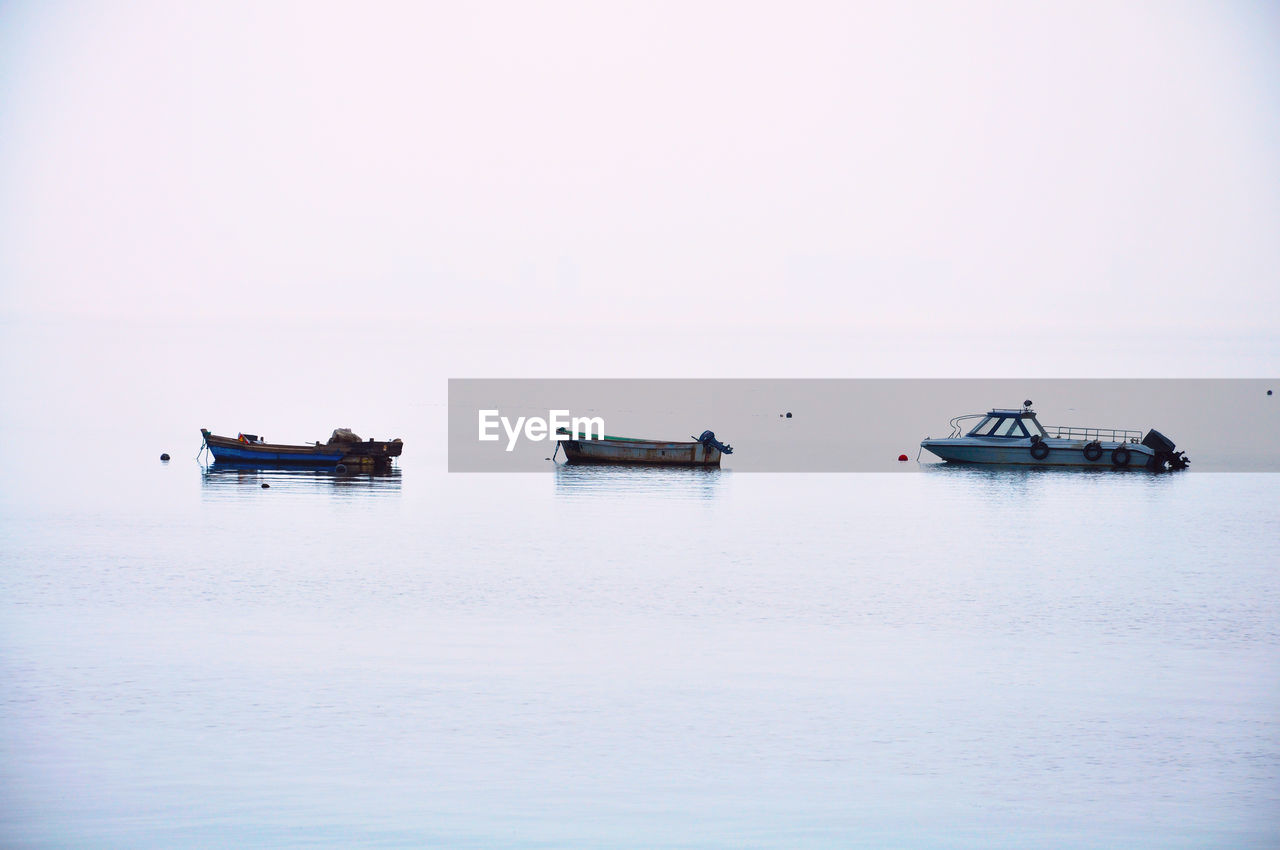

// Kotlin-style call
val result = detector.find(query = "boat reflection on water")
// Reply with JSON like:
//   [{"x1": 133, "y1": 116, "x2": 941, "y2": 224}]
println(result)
[
  {"x1": 553, "y1": 461, "x2": 724, "y2": 502},
  {"x1": 201, "y1": 461, "x2": 402, "y2": 496},
  {"x1": 918, "y1": 455, "x2": 1181, "y2": 512},
  {"x1": 919, "y1": 459, "x2": 1180, "y2": 482}
]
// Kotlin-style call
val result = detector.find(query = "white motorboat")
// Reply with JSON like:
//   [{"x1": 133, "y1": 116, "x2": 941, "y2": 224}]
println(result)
[{"x1": 920, "y1": 401, "x2": 1190, "y2": 471}]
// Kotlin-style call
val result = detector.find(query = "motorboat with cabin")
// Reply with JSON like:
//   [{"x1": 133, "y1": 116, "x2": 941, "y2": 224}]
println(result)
[{"x1": 920, "y1": 402, "x2": 1189, "y2": 471}]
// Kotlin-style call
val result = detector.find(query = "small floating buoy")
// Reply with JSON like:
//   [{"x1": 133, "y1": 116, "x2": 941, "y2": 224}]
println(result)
[
  {"x1": 898, "y1": 454, "x2": 909, "y2": 461},
  {"x1": 1269, "y1": 390, "x2": 1273, "y2": 396},
  {"x1": 261, "y1": 483, "x2": 270, "y2": 488},
  {"x1": 160, "y1": 453, "x2": 170, "y2": 461},
  {"x1": 785, "y1": 412, "x2": 792, "y2": 419}
]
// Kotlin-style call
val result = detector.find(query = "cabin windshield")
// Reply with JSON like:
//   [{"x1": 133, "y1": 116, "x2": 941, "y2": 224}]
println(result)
[
  {"x1": 967, "y1": 414, "x2": 1044, "y2": 438},
  {"x1": 966, "y1": 416, "x2": 996, "y2": 436},
  {"x1": 993, "y1": 419, "x2": 1018, "y2": 437}
]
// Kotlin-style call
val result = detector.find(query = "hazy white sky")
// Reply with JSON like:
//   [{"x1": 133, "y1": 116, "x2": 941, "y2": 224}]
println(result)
[{"x1": 1, "y1": 0, "x2": 1277, "y2": 331}]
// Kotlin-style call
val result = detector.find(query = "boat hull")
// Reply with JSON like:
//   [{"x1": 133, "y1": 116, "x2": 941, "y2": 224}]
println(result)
[
  {"x1": 920, "y1": 437, "x2": 1158, "y2": 469},
  {"x1": 561, "y1": 438, "x2": 722, "y2": 466}
]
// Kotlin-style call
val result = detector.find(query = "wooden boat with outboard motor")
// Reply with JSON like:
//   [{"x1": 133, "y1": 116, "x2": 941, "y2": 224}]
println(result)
[
  {"x1": 554, "y1": 427, "x2": 732, "y2": 466},
  {"x1": 919, "y1": 401, "x2": 1189, "y2": 471},
  {"x1": 200, "y1": 428, "x2": 403, "y2": 471}
]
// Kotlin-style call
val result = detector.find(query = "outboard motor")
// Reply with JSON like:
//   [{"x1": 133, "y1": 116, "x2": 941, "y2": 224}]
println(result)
[
  {"x1": 694, "y1": 430, "x2": 733, "y2": 455},
  {"x1": 1142, "y1": 429, "x2": 1190, "y2": 471}
]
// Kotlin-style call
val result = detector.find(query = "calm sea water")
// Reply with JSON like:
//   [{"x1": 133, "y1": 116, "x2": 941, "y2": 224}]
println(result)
[{"x1": 1, "y1": 321, "x2": 1278, "y2": 847}]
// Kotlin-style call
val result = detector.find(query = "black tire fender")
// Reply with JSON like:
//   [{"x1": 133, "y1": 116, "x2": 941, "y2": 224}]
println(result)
[
  {"x1": 1083, "y1": 442, "x2": 1103, "y2": 461},
  {"x1": 1111, "y1": 447, "x2": 1131, "y2": 467},
  {"x1": 1030, "y1": 441, "x2": 1050, "y2": 461}
]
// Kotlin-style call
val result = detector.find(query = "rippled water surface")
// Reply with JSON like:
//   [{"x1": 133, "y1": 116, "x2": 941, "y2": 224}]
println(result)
[
  {"x1": 1, "y1": 322, "x2": 1278, "y2": 848},
  {"x1": 3, "y1": 456, "x2": 1278, "y2": 849}
]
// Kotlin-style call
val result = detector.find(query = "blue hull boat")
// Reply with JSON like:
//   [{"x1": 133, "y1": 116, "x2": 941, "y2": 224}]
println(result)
[{"x1": 200, "y1": 429, "x2": 403, "y2": 470}]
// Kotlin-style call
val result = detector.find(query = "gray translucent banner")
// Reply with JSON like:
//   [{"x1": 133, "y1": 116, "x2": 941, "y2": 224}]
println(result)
[{"x1": 448, "y1": 379, "x2": 1277, "y2": 472}]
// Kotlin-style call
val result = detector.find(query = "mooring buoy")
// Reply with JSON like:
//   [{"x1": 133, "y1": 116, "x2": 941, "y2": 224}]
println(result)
[
  {"x1": 160, "y1": 453, "x2": 170, "y2": 461},
  {"x1": 261, "y1": 483, "x2": 270, "y2": 488}
]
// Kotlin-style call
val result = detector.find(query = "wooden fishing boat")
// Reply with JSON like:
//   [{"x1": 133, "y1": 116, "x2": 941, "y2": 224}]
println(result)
[
  {"x1": 554, "y1": 427, "x2": 732, "y2": 467},
  {"x1": 200, "y1": 428, "x2": 403, "y2": 471}
]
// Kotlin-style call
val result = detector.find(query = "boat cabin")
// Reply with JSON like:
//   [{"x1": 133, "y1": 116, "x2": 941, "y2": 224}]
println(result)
[{"x1": 965, "y1": 409, "x2": 1046, "y2": 439}]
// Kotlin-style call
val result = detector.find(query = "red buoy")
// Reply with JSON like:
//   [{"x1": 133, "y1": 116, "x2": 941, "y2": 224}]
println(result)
[{"x1": 897, "y1": 454, "x2": 909, "y2": 462}]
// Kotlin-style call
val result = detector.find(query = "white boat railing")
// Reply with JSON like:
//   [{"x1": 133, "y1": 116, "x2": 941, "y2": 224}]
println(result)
[
  {"x1": 948, "y1": 413, "x2": 987, "y2": 438},
  {"x1": 1045, "y1": 425, "x2": 1143, "y2": 443}
]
